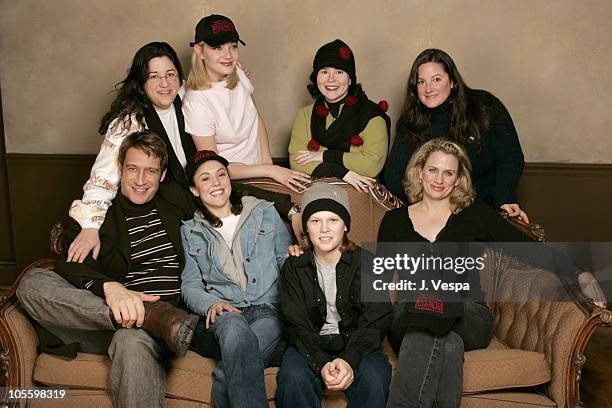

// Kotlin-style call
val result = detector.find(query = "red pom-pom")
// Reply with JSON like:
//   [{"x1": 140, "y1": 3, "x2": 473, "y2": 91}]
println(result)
[
  {"x1": 378, "y1": 100, "x2": 389, "y2": 112},
  {"x1": 345, "y1": 95, "x2": 358, "y2": 106},
  {"x1": 350, "y1": 135, "x2": 364, "y2": 146},
  {"x1": 307, "y1": 139, "x2": 321, "y2": 151},
  {"x1": 339, "y1": 47, "x2": 351, "y2": 60},
  {"x1": 314, "y1": 105, "x2": 329, "y2": 118}
]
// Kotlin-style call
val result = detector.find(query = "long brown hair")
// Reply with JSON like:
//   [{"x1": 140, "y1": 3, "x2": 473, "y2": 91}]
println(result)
[{"x1": 395, "y1": 48, "x2": 489, "y2": 147}]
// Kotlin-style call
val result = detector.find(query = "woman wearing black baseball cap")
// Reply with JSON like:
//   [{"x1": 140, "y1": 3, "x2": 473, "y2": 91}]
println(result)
[
  {"x1": 183, "y1": 14, "x2": 310, "y2": 193},
  {"x1": 181, "y1": 150, "x2": 292, "y2": 408},
  {"x1": 288, "y1": 39, "x2": 391, "y2": 192}
]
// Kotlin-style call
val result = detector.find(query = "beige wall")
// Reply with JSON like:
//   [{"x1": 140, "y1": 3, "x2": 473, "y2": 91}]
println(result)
[{"x1": 1, "y1": 0, "x2": 611, "y2": 162}]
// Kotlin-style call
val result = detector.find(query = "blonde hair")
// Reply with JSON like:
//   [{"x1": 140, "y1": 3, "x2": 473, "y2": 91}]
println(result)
[
  {"x1": 186, "y1": 44, "x2": 238, "y2": 91},
  {"x1": 403, "y1": 138, "x2": 475, "y2": 212}
]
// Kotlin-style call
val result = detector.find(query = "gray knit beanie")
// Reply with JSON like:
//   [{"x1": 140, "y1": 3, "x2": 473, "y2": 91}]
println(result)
[{"x1": 301, "y1": 183, "x2": 351, "y2": 231}]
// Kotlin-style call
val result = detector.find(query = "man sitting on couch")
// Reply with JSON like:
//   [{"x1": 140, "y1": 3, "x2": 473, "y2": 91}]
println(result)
[{"x1": 17, "y1": 131, "x2": 199, "y2": 407}]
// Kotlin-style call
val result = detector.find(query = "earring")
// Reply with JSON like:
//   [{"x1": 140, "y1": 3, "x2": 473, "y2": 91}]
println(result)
[{"x1": 419, "y1": 177, "x2": 422, "y2": 184}]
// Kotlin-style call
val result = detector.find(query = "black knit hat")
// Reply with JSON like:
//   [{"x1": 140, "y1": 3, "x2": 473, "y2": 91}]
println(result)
[
  {"x1": 190, "y1": 15, "x2": 246, "y2": 47},
  {"x1": 186, "y1": 150, "x2": 229, "y2": 183},
  {"x1": 310, "y1": 39, "x2": 356, "y2": 86},
  {"x1": 301, "y1": 183, "x2": 351, "y2": 232}
]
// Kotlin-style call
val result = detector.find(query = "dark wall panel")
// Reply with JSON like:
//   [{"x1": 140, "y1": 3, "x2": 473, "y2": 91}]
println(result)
[
  {"x1": 4, "y1": 156, "x2": 612, "y2": 283},
  {"x1": 0, "y1": 87, "x2": 15, "y2": 265},
  {"x1": 518, "y1": 164, "x2": 612, "y2": 242},
  {"x1": 6, "y1": 154, "x2": 95, "y2": 276}
]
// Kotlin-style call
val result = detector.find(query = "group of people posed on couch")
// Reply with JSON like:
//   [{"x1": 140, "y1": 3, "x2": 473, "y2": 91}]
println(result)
[{"x1": 15, "y1": 13, "x2": 604, "y2": 408}]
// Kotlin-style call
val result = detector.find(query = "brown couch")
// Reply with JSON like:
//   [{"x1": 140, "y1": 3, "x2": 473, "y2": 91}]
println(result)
[{"x1": 1, "y1": 179, "x2": 610, "y2": 407}]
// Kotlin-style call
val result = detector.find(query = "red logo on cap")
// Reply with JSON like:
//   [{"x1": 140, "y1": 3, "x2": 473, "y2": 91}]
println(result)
[
  {"x1": 339, "y1": 47, "x2": 351, "y2": 60},
  {"x1": 212, "y1": 20, "x2": 236, "y2": 34},
  {"x1": 193, "y1": 150, "x2": 218, "y2": 162},
  {"x1": 414, "y1": 294, "x2": 444, "y2": 314}
]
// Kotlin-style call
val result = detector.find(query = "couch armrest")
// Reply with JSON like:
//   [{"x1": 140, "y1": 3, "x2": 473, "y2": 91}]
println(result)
[
  {"x1": 484, "y1": 249, "x2": 611, "y2": 407},
  {"x1": 0, "y1": 259, "x2": 55, "y2": 405}
]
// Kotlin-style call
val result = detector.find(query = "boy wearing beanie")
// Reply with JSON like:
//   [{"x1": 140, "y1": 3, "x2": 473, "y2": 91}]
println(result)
[{"x1": 277, "y1": 183, "x2": 393, "y2": 408}]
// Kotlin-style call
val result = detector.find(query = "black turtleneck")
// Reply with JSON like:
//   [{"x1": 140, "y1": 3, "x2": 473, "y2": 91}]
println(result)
[
  {"x1": 382, "y1": 89, "x2": 524, "y2": 208},
  {"x1": 427, "y1": 99, "x2": 450, "y2": 138},
  {"x1": 116, "y1": 190, "x2": 156, "y2": 216}
]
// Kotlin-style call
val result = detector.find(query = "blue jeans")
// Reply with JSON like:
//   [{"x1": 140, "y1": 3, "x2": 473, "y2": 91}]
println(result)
[
  {"x1": 387, "y1": 301, "x2": 494, "y2": 408},
  {"x1": 276, "y1": 337, "x2": 391, "y2": 408},
  {"x1": 195, "y1": 304, "x2": 282, "y2": 408}
]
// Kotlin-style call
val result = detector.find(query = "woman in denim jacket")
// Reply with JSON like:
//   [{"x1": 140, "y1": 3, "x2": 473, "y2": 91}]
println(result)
[{"x1": 181, "y1": 150, "x2": 291, "y2": 408}]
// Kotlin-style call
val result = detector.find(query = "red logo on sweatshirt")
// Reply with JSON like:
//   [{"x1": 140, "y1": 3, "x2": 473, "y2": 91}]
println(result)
[{"x1": 414, "y1": 294, "x2": 444, "y2": 314}]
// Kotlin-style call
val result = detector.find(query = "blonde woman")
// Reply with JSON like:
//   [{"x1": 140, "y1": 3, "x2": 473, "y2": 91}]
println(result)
[
  {"x1": 379, "y1": 138, "x2": 604, "y2": 407},
  {"x1": 182, "y1": 15, "x2": 310, "y2": 192}
]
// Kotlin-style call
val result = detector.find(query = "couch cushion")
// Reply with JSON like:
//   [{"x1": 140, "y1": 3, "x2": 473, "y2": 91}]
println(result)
[
  {"x1": 384, "y1": 337, "x2": 550, "y2": 394},
  {"x1": 463, "y1": 345, "x2": 551, "y2": 393},
  {"x1": 461, "y1": 391, "x2": 557, "y2": 407},
  {"x1": 34, "y1": 351, "x2": 230, "y2": 404},
  {"x1": 34, "y1": 337, "x2": 550, "y2": 403}
]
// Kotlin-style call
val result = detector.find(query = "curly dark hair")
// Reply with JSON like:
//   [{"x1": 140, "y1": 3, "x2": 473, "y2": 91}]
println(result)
[
  {"x1": 395, "y1": 48, "x2": 489, "y2": 146},
  {"x1": 99, "y1": 42, "x2": 183, "y2": 135}
]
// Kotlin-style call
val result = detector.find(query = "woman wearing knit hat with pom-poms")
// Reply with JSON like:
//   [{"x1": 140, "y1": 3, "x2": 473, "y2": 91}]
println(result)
[{"x1": 288, "y1": 39, "x2": 391, "y2": 192}]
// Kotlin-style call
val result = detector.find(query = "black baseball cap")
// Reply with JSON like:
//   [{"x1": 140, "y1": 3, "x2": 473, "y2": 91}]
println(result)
[
  {"x1": 186, "y1": 150, "x2": 230, "y2": 183},
  {"x1": 190, "y1": 15, "x2": 246, "y2": 47}
]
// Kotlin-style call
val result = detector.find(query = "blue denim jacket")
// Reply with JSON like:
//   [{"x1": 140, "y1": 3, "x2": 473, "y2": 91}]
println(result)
[{"x1": 181, "y1": 196, "x2": 291, "y2": 316}]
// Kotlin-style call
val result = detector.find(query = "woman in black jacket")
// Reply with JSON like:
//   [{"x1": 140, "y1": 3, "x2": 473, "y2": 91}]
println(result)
[
  {"x1": 383, "y1": 48, "x2": 528, "y2": 222},
  {"x1": 277, "y1": 183, "x2": 393, "y2": 408}
]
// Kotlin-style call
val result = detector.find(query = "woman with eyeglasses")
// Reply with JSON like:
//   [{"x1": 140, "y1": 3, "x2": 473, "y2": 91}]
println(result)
[
  {"x1": 67, "y1": 42, "x2": 196, "y2": 263},
  {"x1": 183, "y1": 14, "x2": 311, "y2": 193}
]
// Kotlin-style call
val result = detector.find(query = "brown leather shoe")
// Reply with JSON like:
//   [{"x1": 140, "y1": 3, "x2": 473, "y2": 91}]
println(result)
[{"x1": 142, "y1": 301, "x2": 198, "y2": 357}]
